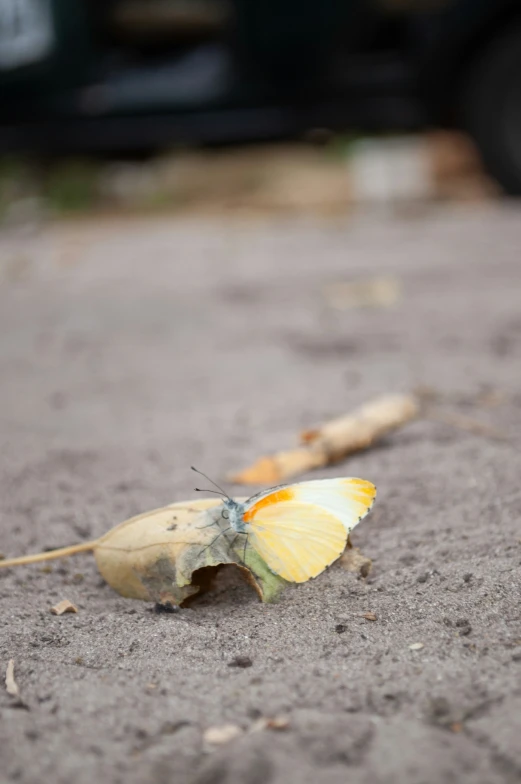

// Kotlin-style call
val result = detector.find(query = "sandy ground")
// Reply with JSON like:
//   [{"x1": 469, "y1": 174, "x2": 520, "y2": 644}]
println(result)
[{"x1": 0, "y1": 206, "x2": 520, "y2": 784}]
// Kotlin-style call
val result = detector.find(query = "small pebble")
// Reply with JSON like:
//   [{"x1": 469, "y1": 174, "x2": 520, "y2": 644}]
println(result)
[
  {"x1": 429, "y1": 697, "x2": 451, "y2": 720},
  {"x1": 204, "y1": 724, "x2": 243, "y2": 746},
  {"x1": 409, "y1": 642, "x2": 424, "y2": 651},
  {"x1": 50, "y1": 600, "x2": 77, "y2": 616},
  {"x1": 153, "y1": 602, "x2": 179, "y2": 614},
  {"x1": 228, "y1": 655, "x2": 253, "y2": 668},
  {"x1": 455, "y1": 619, "x2": 472, "y2": 636}
]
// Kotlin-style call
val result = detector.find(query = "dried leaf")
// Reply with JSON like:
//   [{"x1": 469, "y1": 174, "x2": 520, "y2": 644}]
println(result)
[
  {"x1": 5, "y1": 660, "x2": 20, "y2": 698},
  {"x1": 93, "y1": 498, "x2": 287, "y2": 606},
  {"x1": 340, "y1": 547, "x2": 372, "y2": 578},
  {"x1": 0, "y1": 498, "x2": 288, "y2": 607},
  {"x1": 230, "y1": 394, "x2": 418, "y2": 484},
  {"x1": 204, "y1": 724, "x2": 243, "y2": 745},
  {"x1": 50, "y1": 600, "x2": 78, "y2": 616}
]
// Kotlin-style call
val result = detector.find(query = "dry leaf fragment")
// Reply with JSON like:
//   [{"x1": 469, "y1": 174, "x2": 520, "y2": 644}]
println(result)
[
  {"x1": 340, "y1": 547, "x2": 372, "y2": 578},
  {"x1": 363, "y1": 612, "x2": 377, "y2": 621},
  {"x1": 409, "y1": 642, "x2": 424, "y2": 651},
  {"x1": 264, "y1": 716, "x2": 290, "y2": 730},
  {"x1": 50, "y1": 600, "x2": 78, "y2": 616},
  {"x1": 230, "y1": 394, "x2": 418, "y2": 484},
  {"x1": 204, "y1": 724, "x2": 243, "y2": 746},
  {"x1": 251, "y1": 716, "x2": 290, "y2": 732},
  {"x1": 5, "y1": 659, "x2": 20, "y2": 698}
]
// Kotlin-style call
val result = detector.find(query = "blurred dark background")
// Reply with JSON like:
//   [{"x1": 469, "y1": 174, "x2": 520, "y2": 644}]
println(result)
[{"x1": 0, "y1": 0, "x2": 520, "y2": 214}]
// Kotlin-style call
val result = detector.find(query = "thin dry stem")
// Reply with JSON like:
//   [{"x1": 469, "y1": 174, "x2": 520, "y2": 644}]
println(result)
[{"x1": 0, "y1": 541, "x2": 97, "y2": 569}]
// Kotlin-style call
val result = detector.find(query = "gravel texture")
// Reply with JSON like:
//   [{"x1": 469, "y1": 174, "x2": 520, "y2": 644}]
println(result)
[{"x1": 0, "y1": 205, "x2": 520, "y2": 784}]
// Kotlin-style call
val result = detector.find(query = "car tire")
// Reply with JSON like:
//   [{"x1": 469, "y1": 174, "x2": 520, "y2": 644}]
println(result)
[{"x1": 462, "y1": 22, "x2": 521, "y2": 195}]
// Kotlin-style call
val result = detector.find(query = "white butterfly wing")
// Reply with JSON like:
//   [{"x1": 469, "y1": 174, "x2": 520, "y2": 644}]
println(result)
[
  {"x1": 242, "y1": 477, "x2": 376, "y2": 583},
  {"x1": 288, "y1": 477, "x2": 377, "y2": 533}
]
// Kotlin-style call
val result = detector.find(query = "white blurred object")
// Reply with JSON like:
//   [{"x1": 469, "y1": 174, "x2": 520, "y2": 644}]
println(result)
[
  {"x1": 0, "y1": 0, "x2": 54, "y2": 69},
  {"x1": 2, "y1": 196, "x2": 47, "y2": 235},
  {"x1": 99, "y1": 162, "x2": 163, "y2": 207},
  {"x1": 349, "y1": 136, "x2": 434, "y2": 206}
]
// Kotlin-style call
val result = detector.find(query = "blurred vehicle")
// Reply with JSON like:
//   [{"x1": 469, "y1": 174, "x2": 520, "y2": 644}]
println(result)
[{"x1": 0, "y1": 0, "x2": 520, "y2": 193}]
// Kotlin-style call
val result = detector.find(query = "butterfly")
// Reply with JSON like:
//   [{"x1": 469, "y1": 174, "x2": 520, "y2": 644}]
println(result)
[{"x1": 192, "y1": 469, "x2": 376, "y2": 583}]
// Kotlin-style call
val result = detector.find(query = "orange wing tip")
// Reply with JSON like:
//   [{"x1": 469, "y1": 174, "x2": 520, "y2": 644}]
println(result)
[{"x1": 243, "y1": 487, "x2": 295, "y2": 522}]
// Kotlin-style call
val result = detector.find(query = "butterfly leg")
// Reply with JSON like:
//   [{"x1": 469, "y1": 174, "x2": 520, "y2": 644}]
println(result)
[
  {"x1": 242, "y1": 532, "x2": 249, "y2": 567},
  {"x1": 228, "y1": 533, "x2": 239, "y2": 552},
  {"x1": 197, "y1": 510, "x2": 228, "y2": 530},
  {"x1": 221, "y1": 531, "x2": 249, "y2": 566},
  {"x1": 198, "y1": 526, "x2": 233, "y2": 556},
  {"x1": 196, "y1": 522, "x2": 220, "y2": 530}
]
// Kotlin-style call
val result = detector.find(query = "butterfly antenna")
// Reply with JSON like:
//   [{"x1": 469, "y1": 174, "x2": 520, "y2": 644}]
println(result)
[{"x1": 191, "y1": 467, "x2": 231, "y2": 500}]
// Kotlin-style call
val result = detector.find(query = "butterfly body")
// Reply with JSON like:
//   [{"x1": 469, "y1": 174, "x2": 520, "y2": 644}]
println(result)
[
  {"x1": 219, "y1": 477, "x2": 376, "y2": 584},
  {"x1": 223, "y1": 497, "x2": 248, "y2": 534}
]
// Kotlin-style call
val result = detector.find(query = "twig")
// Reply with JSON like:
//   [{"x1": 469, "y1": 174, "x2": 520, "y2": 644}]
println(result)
[{"x1": 229, "y1": 394, "x2": 418, "y2": 485}]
